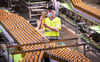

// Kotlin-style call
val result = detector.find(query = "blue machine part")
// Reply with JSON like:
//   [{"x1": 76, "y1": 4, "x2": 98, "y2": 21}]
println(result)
[{"x1": 0, "y1": 25, "x2": 14, "y2": 45}]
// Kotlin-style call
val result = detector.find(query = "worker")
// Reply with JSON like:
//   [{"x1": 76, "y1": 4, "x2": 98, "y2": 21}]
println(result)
[
  {"x1": 10, "y1": 47, "x2": 25, "y2": 62},
  {"x1": 0, "y1": 44, "x2": 6, "y2": 55},
  {"x1": 38, "y1": 5, "x2": 61, "y2": 41},
  {"x1": 0, "y1": 44, "x2": 7, "y2": 51}
]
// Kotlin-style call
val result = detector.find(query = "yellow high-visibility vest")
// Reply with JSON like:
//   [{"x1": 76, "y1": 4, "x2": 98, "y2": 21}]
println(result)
[
  {"x1": 42, "y1": 17, "x2": 61, "y2": 37},
  {"x1": 10, "y1": 54, "x2": 23, "y2": 62}
]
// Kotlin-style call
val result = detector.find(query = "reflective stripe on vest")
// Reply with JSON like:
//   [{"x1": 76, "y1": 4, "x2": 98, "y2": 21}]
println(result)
[
  {"x1": 56, "y1": 24, "x2": 61, "y2": 27},
  {"x1": 46, "y1": 36, "x2": 60, "y2": 40},
  {"x1": 45, "y1": 30, "x2": 53, "y2": 32}
]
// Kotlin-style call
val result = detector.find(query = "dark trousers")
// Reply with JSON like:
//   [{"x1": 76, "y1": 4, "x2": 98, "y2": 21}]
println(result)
[
  {"x1": 49, "y1": 39, "x2": 59, "y2": 41},
  {"x1": 44, "y1": 57, "x2": 50, "y2": 62},
  {"x1": 44, "y1": 39, "x2": 59, "y2": 62}
]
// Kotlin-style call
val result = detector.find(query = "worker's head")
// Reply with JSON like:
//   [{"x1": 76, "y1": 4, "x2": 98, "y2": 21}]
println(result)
[
  {"x1": 47, "y1": 6, "x2": 55, "y2": 17},
  {"x1": 0, "y1": 44, "x2": 7, "y2": 51}
]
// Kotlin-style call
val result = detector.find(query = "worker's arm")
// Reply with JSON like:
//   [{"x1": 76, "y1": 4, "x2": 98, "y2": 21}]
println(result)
[
  {"x1": 43, "y1": 18, "x2": 61, "y2": 32},
  {"x1": 38, "y1": 16, "x2": 44, "y2": 29},
  {"x1": 43, "y1": 23, "x2": 59, "y2": 32},
  {"x1": 38, "y1": 21, "x2": 59, "y2": 31},
  {"x1": 38, "y1": 20, "x2": 42, "y2": 29}
]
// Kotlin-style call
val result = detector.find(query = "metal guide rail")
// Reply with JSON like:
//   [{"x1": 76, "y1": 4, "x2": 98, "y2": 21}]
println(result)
[
  {"x1": 59, "y1": 5, "x2": 100, "y2": 56},
  {"x1": 7, "y1": 39, "x2": 90, "y2": 62},
  {"x1": 0, "y1": 10, "x2": 91, "y2": 62}
]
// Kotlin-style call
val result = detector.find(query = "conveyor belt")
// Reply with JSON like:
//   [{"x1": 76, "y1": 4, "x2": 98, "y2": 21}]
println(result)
[
  {"x1": 71, "y1": 0, "x2": 100, "y2": 20},
  {"x1": 45, "y1": 43, "x2": 90, "y2": 62},
  {"x1": 0, "y1": 10, "x2": 90, "y2": 62},
  {"x1": 0, "y1": 10, "x2": 48, "y2": 62}
]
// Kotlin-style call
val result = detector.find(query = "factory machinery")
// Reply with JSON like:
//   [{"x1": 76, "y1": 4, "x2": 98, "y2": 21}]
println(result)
[
  {"x1": 59, "y1": 0, "x2": 100, "y2": 56},
  {"x1": 0, "y1": 0, "x2": 100, "y2": 62},
  {"x1": 0, "y1": 9, "x2": 91, "y2": 62}
]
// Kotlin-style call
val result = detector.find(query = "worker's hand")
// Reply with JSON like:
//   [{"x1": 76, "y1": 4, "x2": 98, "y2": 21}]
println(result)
[
  {"x1": 40, "y1": 16, "x2": 44, "y2": 21},
  {"x1": 53, "y1": 27, "x2": 59, "y2": 32},
  {"x1": 43, "y1": 23, "x2": 48, "y2": 27},
  {"x1": 38, "y1": 16, "x2": 43, "y2": 29}
]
